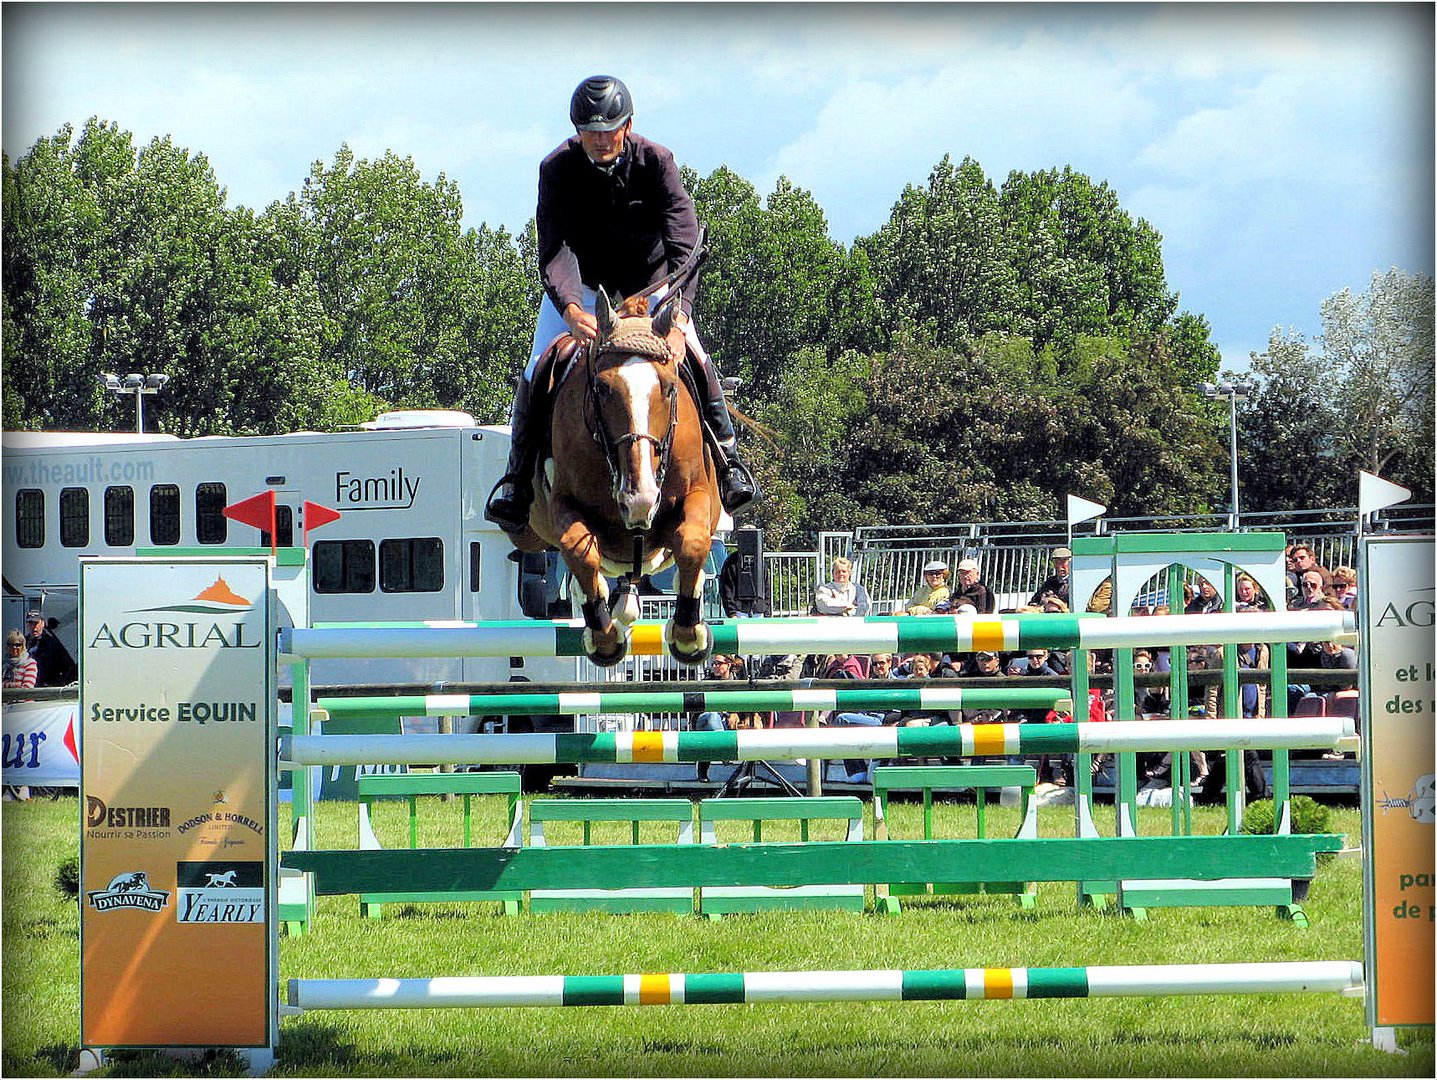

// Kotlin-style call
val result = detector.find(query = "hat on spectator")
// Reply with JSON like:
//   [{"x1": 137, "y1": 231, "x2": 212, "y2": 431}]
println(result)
[
  {"x1": 932, "y1": 599, "x2": 952, "y2": 613},
  {"x1": 922, "y1": 560, "x2": 948, "y2": 573},
  {"x1": 1052, "y1": 547, "x2": 1072, "y2": 559},
  {"x1": 955, "y1": 603, "x2": 978, "y2": 614},
  {"x1": 24, "y1": 610, "x2": 43, "y2": 623},
  {"x1": 957, "y1": 558, "x2": 979, "y2": 572},
  {"x1": 975, "y1": 651, "x2": 999, "y2": 661}
]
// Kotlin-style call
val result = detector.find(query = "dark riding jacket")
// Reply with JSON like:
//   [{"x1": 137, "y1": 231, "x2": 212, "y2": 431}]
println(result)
[{"x1": 537, "y1": 133, "x2": 699, "y2": 319}]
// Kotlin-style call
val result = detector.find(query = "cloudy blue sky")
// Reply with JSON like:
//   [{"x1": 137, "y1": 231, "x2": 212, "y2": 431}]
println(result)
[{"x1": 4, "y1": 2, "x2": 1432, "y2": 370}]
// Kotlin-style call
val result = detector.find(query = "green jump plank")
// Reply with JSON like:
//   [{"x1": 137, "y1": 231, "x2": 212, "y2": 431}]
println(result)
[
  {"x1": 355, "y1": 772, "x2": 521, "y2": 798},
  {"x1": 698, "y1": 797, "x2": 864, "y2": 821},
  {"x1": 530, "y1": 799, "x2": 694, "y2": 822},
  {"x1": 874, "y1": 765, "x2": 1037, "y2": 791},
  {"x1": 283, "y1": 834, "x2": 1342, "y2": 896}
]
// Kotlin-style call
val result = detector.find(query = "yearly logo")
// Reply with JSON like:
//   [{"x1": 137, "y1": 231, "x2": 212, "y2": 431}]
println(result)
[
  {"x1": 88, "y1": 577, "x2": 261, "y2": 650},
  {"x1": 87, "y1": 870, "x2": 170, "y2": 913},
  {"x1": 175, "y1": 861, "x2": 264, "y2": 923}
]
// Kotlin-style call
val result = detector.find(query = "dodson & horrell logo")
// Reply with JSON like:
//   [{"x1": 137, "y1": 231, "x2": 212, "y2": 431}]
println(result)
[
  {"x1": 89, "y1": 577, "x2": 261, "y2": 650},
  {"x1": 175, "y1": 861, "x2": 264, "y2": 923},
  {"x1": 87, "y1": 870, "x2": 170, "y2": 913}
]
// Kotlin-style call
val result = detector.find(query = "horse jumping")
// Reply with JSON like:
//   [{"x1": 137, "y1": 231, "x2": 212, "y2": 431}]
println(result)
[{"x1": 505, "y1": 289, "x2": 721, "y2": 667}]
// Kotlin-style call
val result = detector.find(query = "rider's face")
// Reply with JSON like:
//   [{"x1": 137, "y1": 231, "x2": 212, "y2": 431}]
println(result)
[{"x1": 578, "y1": 121, "x2": 629, "y2": 166}]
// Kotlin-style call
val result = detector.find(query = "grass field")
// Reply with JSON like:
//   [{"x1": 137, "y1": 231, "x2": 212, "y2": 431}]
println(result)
[{"x1": 3, "y1": 790, "x2": 1432, "y2": 1077}]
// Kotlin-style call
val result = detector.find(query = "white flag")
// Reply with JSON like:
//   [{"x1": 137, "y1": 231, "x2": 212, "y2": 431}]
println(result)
[
  {"x1": 1358, "y1": 471, "x2": 1411, "y2": 519},
  {"x1": 1066, "y1": 494, "x2": 1107, "y2": 527}
]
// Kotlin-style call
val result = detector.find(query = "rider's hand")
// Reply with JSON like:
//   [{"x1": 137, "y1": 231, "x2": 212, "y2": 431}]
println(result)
[{"x1": 563, "y1": 304, "x2": 598, "y2": 343}]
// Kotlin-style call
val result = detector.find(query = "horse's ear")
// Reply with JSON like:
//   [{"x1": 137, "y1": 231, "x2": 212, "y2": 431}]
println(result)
[
  {"x1": 651, "y1": 291, "x2": 680, "y2": 339},
  {"x1": 595, "y1": 288, "x2": 616, "y2": 341}
]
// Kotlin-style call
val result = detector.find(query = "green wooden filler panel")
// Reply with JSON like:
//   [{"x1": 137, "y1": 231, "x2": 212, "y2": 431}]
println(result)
[
  {"x1": 356, "y1": 771, "x2": 524, "y2": 918},
  {"x1": 874, "y1": 765, "x2": 1040, "y2": 913},
  {"x1": 699, "y1": 797, "x2": 867, "y2": 916},
  {"x1": 529, "y1": 799, "x2": 696, "y2": 915}
]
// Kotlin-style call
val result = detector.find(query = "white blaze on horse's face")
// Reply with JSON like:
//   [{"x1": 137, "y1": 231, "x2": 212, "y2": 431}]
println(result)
[{"x1": 610, "y1": 359, "x2": 665, "y2": 529}]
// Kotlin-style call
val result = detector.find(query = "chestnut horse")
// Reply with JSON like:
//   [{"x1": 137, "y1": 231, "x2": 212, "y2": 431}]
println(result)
[{"x1": 507, "y1": 289, "x2": 721, "y2": 667}]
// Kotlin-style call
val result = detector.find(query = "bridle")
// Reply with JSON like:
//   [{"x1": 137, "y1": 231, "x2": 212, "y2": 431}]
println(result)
[{"x1": 585, "y1": 342, "x2": 680, "y2": 510}]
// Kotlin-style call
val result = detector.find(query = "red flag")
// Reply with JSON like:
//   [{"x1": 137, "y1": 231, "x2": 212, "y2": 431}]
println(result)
[
  {"x1": 223, "y1": 491, "x2": 276, "y2": 534},
  {"x1": 302, "y1": 501, "x2": 342, "y2": 548}
]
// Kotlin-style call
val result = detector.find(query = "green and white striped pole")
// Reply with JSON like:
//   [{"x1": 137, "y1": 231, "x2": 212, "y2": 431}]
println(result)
[
  {"x1": 280, "y1": 717, "x2": 1355, "y2": 768},
  {"x1": 314, "y1": 685, "x2": 1069, "y2": 721},
  {"x1": 281, "y1": 611, "x2": 1354, "y2": 660},
  {"x1": 288, "y1": 960, "x2": 1363, "y2": 1010}
]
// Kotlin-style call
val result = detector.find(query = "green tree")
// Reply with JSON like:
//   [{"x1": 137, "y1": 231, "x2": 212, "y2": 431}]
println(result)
[
  {"x1": 263, "y1": 145, "x2": 531, "y2": 422},
  {"x1": 858, "y1": 156, "x2": 1025, "y2": 347},
  {"x1": 1319, "y1": 269, "x2": 1435, "y2": 501}
]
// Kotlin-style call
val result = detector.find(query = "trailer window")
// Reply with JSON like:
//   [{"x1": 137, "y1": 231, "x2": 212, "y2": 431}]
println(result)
[
  {"x1": 150, "y1": 485, "x2": 181, "y2": 545},
  {"x1": 104, "y1": 486, "x2": 135, "y2": 546},
  {"x1": 260, "y1": 505, "x2": 294, "y2": 549},
  {"x1": 380, "y1": 537, "x2": 443, "y2": 593},
  {"x1": 195, "y1": 483, "x2": 228, "y2": 544},
  {"x1": 313, "y1": 539, "x2": 375, "y2": 594},
  {"x1": 15, "y1": 489, "x2": 44, "y2": 549},
  {"x1": 60, "y1": 487, "x2": 90, "y2": 548}
]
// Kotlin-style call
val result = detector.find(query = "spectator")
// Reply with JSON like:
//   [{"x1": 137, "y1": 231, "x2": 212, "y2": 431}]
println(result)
[
  {"x1": 1234, "y1": 573, "x2": 1271, "y2": 612},
  {"x1": 813, "y1": 556, "x2": 872, "y2": 617},
  {"x1": 1027, "y1": 546, "x2": 1072, "y2": 607},
  {"x1": 1186, "y1": 576, "x2": 1223, "y2": 615},
  {"x1": 1132, "y1": 650, "x2": 1170, "y2": 716},
  {"x1": 692, "y1": 654, "x2": 757, "y2": 782},
  {"x1": 825, "y1": 652, "x2": 882, "y2": 783},
  {"x1": 25, "y1": 611, "x2": 76, "y2": 687},
  {"x1": 1007, "y1": 648, "x2": 1061, "y2": 678},
  {"x1": 895, "y1": 561, "x2": 950, "y2": 616},
  {"x1": 883, "y1": 653, "x2": 952, "y2": 727},
  {"x1": 1330, "y1": 566, "x2": 1358, "y2": 610},
  {"x1": 1295, "y1": 571, "x2": 1331, "y2": 609},
  {"x1": 1316, "y1": 638, "x2": 1358, "y2": 670},
  {"x1": 1194, "y1": 632, "x2": 1271, "y2": 805},
  {"x1": 1291, "y1": 543, "x2": 1333, "y2": 589},
  {"x1": 719, "y1": 548, "x2": 770, "y2": 617},
  {"x1": 4, "y1": 630, "x2": 38, "y2": 689},
  {"x1": 868, "y1": 652, "x2": 897, "y2": 679},
  {"x1": 952, "y1": 558, "x2": 996, "y2": 614}
]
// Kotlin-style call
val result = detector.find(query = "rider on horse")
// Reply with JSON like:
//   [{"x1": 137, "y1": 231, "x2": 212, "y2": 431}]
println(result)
[{"x1": 485, "y1": 75, "x2": 759, "y2": 534}]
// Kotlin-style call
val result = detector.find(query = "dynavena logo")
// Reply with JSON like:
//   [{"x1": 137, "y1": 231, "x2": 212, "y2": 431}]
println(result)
[{"x1": 89, "y1": 577, "x2": 262, "y2": 650}]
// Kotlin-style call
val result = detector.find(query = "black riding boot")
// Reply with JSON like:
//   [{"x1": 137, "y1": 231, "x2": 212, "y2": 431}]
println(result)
[
  {"x1": 693, "y1": 352, "x2": 760, "y2": 515},
  {"x1": 484, "y1": 373, "x2": 543, "y2": 534}
]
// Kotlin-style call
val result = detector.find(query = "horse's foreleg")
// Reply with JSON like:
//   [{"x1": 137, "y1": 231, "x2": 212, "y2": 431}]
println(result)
[
  {"x1": 664, "y1": 508, "x2": 715, "y2": 666},
  {"x1": 555, "y1": 516, "x2": 629, "y2": 667}
]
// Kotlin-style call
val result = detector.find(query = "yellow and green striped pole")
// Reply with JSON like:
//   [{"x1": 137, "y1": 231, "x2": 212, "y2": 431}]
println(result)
[{"x1": 288, "y1": 960, "x2": 1362, "y2": 1010}]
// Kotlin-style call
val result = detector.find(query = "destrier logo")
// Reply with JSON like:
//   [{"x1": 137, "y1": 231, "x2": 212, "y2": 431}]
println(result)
[
  {"x1": 89, "y1": 577, "x2": 261, "y2": 650},
  {"x1": 86, "y1": 796, "x2": 172, "y2": 830},
  {"x1": 87, "y1": 870, "x2": 170, "y2": 913}
]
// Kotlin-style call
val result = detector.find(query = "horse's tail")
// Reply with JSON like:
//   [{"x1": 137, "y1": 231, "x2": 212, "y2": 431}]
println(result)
[{"x1": 726, "y1": 402, "x2": 780, "y2": 452}]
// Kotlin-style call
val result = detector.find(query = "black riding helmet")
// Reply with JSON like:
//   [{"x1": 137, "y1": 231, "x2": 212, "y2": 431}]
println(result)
[{"x1": 570, "y1": 76, "x2": 633, "y2": 132}]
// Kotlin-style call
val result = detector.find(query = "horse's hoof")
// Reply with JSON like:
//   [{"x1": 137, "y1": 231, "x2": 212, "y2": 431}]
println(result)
[
  {"x1": 584, "y1": 627, "x2": 630, "y2": 668},
  {"x1": 665, "y1": 620, "x2": 712, "y2": 666}
]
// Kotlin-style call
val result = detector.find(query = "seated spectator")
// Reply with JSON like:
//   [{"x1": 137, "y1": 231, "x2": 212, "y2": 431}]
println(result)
[
  {"x1": 1234, "y1": 573, "x2": 1271, "y2": 612},
  {"x1": 1330, "y1": 566, "x2": 1358, "y2": 610},
  {"x1": 868, "y1": 652, "x2": 897, "y2": 679},
  {"x1": 813, "y1": 556, "x2": 871, "y2": 617},
  {"x1": 952, "y1": 558, "x2": 996, "y2": 613},
  {"x1": 1027, "y1": 546, "x2": 1072, "y2": 607},
  {"x1": 820, "y1": 652, "x2": 866, "y2": 679},
  {"x1": 693, "y1": 654, "x2": 759, "y2": 782},
  {"x1": 1186, "y1": 576, "x2": 1223, "y2": 614},
  {"x1": 1291, "y1": 543, "x2": 1333, "y2": 588},
  {"x1": 895, "y1": 561, "x2": 950, "y2": 616},
  {"x1": 1316, "y1": 638, "x2": 1357, "y2": 670},
  {"x1": 4, "y1": 630, "x2": 38, "y2": 689},
  {"x1": 1006, "y1": 648, "x2": 1061, "y2": 678},
  {"x1": 1295, "y1": 570, "x2": 1333, "y2": 609},
  {"x1": 961, "y1": 650, "x2": 1005, "y2": 679},
  {"x1": 25, "y1": 610, "x2": 76, "y2": 687},
  {"x1": 884, "y1": 653, "x2": 953, "y2": 726}
]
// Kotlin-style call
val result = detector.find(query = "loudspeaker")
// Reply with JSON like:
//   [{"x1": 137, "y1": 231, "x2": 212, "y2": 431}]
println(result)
[{"x1": 734, "y1": 527, "x2": 764, "y2": 603}]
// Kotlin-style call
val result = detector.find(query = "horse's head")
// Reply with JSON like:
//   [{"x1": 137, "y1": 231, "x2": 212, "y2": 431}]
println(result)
[{"x1": 589, "y1": 289, "x2": 683, "y2": 530}]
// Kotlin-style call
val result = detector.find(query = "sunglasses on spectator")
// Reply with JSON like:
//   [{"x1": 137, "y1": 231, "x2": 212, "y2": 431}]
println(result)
[
  {"x1": 7, "y1": 642, "x2": 24, "y2": 649},
  {"x1": 1303, "y1": 579, "x2": 1323, "y2": 588},
  {"x1": 1133, "y1": 662, "x2": 1153, "y2": 672},
  {"x1": 1026, "y1": 653, "x2": 1046, "y2": 661}
]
